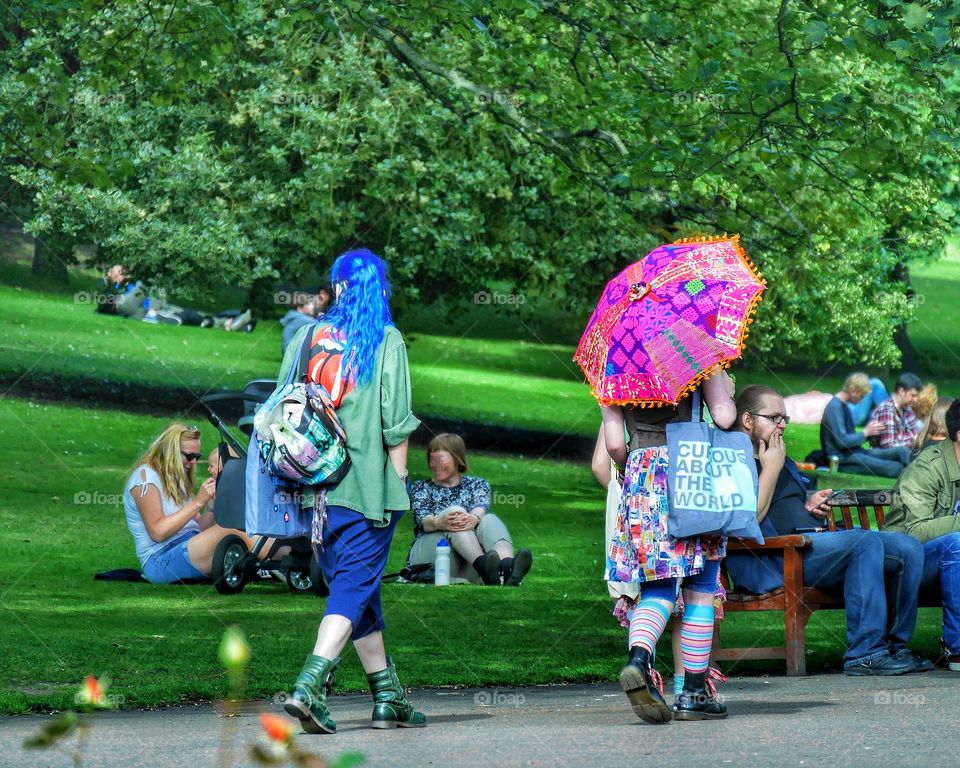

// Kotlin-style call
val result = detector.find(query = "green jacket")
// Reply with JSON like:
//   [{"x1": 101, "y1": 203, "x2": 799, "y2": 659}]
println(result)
[
  {"x1": 885, "y1": 441, "x2": 960, "y2": 543},
  {"x1": 280, "y1": 323, "x2": 421, "y2": 526}
]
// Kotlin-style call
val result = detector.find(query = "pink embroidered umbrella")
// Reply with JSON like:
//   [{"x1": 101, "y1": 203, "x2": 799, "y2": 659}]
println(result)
[{"x1": 574, "y1": 235, "x2": 765, "y2": 407}]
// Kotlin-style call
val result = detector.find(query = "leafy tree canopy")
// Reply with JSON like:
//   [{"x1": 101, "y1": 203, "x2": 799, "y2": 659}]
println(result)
[{"x1": 1, "y1": 0, "x2": 958, "y2": 365}]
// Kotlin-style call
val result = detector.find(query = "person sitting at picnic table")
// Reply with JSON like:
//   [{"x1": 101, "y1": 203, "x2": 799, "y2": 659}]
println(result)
[
  {"x1": 123, "y1": 423, "x2": 250, "y2": 583},
  {"x1": 820, "y1": 373, "x2": 911, "y2": 477},
  {"x1": 884, "y1": 398, "x2": 960, "y2": 670},
  {"x1": 914, "y1": 396, "x2": 953, "y2": 455},
  {"x1": 868, "y1": 373, "x2": 923, "y2": 451},
  {"x1": 727, "y1": 385, "x2": 930, "y2": 675},
  {"x1": 406, "y1": 433, "x2": 533, "y2": 586},
  {"x1": 847, "y1": 374, "x2": 889, "y2": 427},
  {"x1": 913, "y1": 383, "x2": 939, "y2": 430}
]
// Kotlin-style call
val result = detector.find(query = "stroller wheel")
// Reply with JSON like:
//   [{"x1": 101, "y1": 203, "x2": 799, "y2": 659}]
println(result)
[
  {"x1": 212, "y1": 534, "x2": 249, "y2": 594},
  {"x1": 286, "y1": 569, "x2": 313, "y2": 592}
]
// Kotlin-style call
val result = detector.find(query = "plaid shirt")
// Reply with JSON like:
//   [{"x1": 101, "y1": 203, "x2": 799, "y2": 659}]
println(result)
[{"x1": 868, "y1": 397, "x2": 919, "y2": 449}]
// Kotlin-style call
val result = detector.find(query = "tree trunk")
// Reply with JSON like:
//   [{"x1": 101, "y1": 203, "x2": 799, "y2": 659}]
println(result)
[
  {"x1": 247, "y1": 276, "x2": 277, "y2": 320},
  {"x1": 891, "y1": 259, "x2": 924, "y2": 374},
  {"x1": 31, "y1": 233, "x2": 70, "y2": 284}
]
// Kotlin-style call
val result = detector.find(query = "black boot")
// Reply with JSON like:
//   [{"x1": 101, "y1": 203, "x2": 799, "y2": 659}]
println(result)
[
  {"x1": 673, "y1": 669, "x2": 728, "y2": 720},
  {"x1": 472, "y1": 551, "x2": 501, "y2": 585},
  {"x1": 619, "y1": 646, "x2": 672, "y2": 724}
]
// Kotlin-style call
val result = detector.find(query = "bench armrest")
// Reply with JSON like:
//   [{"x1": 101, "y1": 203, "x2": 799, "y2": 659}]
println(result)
[{"x1": 727, "y1": 535, "x2": 813, "y2": 552}]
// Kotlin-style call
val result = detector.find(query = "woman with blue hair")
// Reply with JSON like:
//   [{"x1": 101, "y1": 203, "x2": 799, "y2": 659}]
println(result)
[{"x1": 281, "y1": 248, "x2": 425, "y2": 735}]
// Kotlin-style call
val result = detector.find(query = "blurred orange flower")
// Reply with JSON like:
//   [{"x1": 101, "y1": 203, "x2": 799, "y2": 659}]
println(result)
[
  {"x1": 77, "y1": 676, "x2": 109, "y2": 708},
  {"x1": 260, "y1": 712, "x2": 294, "y2": 744}
]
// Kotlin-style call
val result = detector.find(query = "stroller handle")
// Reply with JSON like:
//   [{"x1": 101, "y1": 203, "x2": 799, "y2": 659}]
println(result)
[{"x1": 197, "y1": 393, "x2": 269, "y2": 458}]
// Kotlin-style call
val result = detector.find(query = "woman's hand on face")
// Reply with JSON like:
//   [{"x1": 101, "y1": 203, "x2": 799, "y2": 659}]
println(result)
[{"x1": 196, "y1": 476, "x2": 217, "y2": 506}]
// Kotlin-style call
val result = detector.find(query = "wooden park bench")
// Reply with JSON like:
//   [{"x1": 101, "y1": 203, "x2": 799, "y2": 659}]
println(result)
[{"x1": 713, "y1": 489, "x2": 942, "y2": 676}]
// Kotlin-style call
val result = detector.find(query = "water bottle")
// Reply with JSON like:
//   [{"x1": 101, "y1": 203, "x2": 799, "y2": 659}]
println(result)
[{"x1": 434, "y1": 539, "x2": 451, "y2": 586}]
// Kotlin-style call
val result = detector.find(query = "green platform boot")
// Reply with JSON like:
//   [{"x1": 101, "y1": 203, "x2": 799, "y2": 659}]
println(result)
[
  {"x1": 367, "y1": 658, "x2": 427, "y2": 729},
  {"x1": 284, "y1": 654, "x2": 340, "y2": 734}
]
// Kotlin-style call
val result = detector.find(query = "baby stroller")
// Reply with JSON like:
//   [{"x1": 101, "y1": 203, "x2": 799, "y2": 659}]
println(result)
[{"x1": 200, "y1": 381, "x2": 328, "y2": 596}]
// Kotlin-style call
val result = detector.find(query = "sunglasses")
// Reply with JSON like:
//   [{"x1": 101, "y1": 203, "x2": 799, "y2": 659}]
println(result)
[{"x1": 181, "y1": 451, "x2": 203, "y2": 462}]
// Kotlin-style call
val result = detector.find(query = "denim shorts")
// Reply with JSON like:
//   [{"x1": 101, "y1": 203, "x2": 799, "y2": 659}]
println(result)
[{"x1": 142, "y1": 532, "x2": 207, "y2": 583}]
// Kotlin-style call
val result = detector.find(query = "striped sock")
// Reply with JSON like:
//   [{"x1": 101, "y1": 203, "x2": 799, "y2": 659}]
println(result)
[
  {"x1": 627, "y1": 599, "x2": 672, "y2": 656},
  {"x1": 679, "y1": 602, "x2": 715, "y2": 674}
]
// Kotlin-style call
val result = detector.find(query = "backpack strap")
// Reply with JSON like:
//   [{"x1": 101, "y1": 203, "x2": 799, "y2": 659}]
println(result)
[{"x1": 296, "y1": 325, "x2": 314, "y2": 383}]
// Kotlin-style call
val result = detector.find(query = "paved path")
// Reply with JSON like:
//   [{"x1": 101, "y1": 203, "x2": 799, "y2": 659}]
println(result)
[{"x1": 5, "y1": 672, "x2": 959, "y2": 768}]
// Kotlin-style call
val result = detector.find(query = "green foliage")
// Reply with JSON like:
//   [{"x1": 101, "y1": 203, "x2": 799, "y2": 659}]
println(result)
[{"x1": 1, "y1": 0, "x2": 958, "y2": 363}]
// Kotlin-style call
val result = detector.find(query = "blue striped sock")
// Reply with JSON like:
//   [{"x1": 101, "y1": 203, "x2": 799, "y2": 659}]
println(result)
[{"x1": 680, "y1": 602, "x2": 715, "y2": 674}]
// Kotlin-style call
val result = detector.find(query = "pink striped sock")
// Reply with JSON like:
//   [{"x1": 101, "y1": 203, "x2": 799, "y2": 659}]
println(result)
[{"x1": 679, "y1": 602, "x2": 715, "y2": 674}]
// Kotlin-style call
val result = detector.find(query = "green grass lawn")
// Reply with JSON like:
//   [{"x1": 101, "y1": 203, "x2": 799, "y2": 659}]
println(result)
[
  {"x1": 0, "y1": 396, "x2": 935, "y2": 714},
  {"x1": 3, "y1": 234, "x2": 959, "y2": 441}
]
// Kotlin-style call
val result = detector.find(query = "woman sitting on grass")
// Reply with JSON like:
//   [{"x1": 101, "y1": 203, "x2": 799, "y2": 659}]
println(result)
[
  {"x1": 122, "y1": 423, "x2": 249, "y2": 583},
  {"x1": 406, "y1": 433, "x2": 532, "y2": 586}
]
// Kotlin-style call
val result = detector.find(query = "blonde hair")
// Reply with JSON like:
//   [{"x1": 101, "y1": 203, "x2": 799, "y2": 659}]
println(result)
[
  {"x1": 427, "y1": 433, "x2": 470, "y2": 474},
  {"x1": 127, "y1": 423, "x2": 201, "y2": 505},
  {"x1": 843, "y1": 373, "x2": 871, "y2": 396},
  {"x1": 914, "y1": 383, "x2": 939, "y2": 422},
  {"x1": 916, "y1": 396, "x2": 953, "y2": 450}
]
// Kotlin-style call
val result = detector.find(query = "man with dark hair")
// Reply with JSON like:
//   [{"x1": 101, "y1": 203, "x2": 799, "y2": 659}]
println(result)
[
  {"x1": 868, "y1": 373, "x2": 923, "y2": 451},
  {"x1": 314, "y1": 282, "x2": 333, "y2": 318},
  {"x1": 820, "y1": 375, "x2": 911, "y2": 478},
  {"x1": 726, "y1": 384, "x2": 930, "y2": 675},
  {"x1": 885, "y1": 398, "x2": 960, "y2": 669}
]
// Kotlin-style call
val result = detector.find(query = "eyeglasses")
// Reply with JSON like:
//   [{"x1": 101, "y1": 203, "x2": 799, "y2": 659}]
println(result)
[
  {"x1": 181, "y1": 451, "x2": 202, "y2": 462},
  {"x1": 749, "y1": 412, "x2": 791, "y2": 426}
]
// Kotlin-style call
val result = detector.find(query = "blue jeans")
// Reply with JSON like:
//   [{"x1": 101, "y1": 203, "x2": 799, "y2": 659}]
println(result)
[
  {"x1": 921, "y1": 532, "x2": 960, "y2": 654},
  {"x1": 141, "y1": 531, "x2": 208, "y2": 584},
  {"x1": 838, "y1": 446, "x2": 911, "y2": 479},
  {"x1": 847, "y1": 378, "x2": 888, "y2": 427},
  {"x1": 802, "y1": 529, "x2": 922, "y2": 667}
]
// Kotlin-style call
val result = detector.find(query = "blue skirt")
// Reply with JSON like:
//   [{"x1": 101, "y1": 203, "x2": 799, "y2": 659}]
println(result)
[{"x1": 318, "y1": 505, "x2": 403, "y2": 640}]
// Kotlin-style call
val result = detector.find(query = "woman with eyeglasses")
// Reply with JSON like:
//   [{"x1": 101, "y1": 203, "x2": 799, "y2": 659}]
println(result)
[{"x1": 123, "y1": 423, "x2": 250, "y2": 583}]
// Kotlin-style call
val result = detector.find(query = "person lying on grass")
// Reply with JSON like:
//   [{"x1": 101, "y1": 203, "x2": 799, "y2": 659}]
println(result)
[
  {"x1": 122, "y1": 423, "x2": 251, "y2": 583},
  {"x1": 406, "y1": 433, "x2": 533, "y2": 586}
]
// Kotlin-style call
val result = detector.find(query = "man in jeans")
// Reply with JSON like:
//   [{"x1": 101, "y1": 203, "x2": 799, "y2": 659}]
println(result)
[
  {"x1": 820, "y1": 373, "x2": 911, "y2": 477},
  {"x1": 726, "y1": 385, "x2": 931, "y2": 675},
  {"x1": 885, "y1": 398, "x2": 960, "y2": 669}
]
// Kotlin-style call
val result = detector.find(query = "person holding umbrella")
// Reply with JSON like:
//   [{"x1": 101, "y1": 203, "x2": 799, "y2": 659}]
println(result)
[{"x1": 575, "y1": 236, "x2": 765, "y2": 724}]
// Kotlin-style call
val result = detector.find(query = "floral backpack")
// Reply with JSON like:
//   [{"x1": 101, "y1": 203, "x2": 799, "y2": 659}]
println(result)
[{"x1": 253, "y1": 329, "x2": 350, "y2": 487}]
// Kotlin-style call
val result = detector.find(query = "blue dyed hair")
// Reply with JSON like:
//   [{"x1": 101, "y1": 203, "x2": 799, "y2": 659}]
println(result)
[{"x1": 325, "y1": 248, "x2": 394, "y2": 387}]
